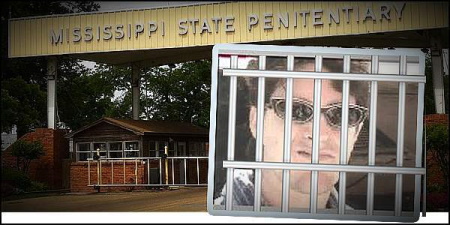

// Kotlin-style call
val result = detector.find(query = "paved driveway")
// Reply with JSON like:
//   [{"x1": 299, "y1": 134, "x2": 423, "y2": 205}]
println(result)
[{"x1": 1, "y1": 187, "x2": 207, "y2": 212}]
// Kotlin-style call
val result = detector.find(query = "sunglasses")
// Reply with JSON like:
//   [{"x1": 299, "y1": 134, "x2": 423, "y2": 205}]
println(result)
[{"x1": 269, "y1": 97, "x2": 368, "y2": 129}]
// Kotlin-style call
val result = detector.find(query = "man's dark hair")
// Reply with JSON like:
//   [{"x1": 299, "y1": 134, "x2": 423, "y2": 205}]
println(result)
[{"x1": 245, "y1": 57, "x2": 371, "y2": 108}]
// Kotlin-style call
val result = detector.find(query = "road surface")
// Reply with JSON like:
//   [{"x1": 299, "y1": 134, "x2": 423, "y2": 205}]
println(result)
[{"x1": 2, "y1": 187, "x2": 207, "y2": 212}]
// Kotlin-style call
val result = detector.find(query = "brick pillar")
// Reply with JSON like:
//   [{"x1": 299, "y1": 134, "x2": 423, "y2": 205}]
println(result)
[{"x1": 1, "y1": 128, "x2": 69, "y2": 189}]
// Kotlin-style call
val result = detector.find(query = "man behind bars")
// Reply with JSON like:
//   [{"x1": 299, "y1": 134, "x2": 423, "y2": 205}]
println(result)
[{"x1": 214, "y1": 56, "x2": 370, "y2": 210}]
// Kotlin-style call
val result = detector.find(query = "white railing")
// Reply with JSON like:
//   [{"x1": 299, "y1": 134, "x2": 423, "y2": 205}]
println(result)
[{"x1": 87, "y1": 156, "x2": 208, "y2": 187}]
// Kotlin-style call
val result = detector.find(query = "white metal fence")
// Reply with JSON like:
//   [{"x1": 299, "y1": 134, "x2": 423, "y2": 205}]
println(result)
[{"x1": 87, "y1": 156, "x2": 208, "y2": 187}]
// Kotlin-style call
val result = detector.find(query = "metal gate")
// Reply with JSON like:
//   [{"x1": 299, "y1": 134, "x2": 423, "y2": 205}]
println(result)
[
  {"x1": 207, "y1": 44, "x2": 426, "y2": 222},
  {"x1": 87, "y1": 156, "x2": 208, "y2": 188}
]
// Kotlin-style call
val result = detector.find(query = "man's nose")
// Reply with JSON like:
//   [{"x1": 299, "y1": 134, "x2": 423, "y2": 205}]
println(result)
[
  {"x1": 291, "y1": 115, "x2": 335, "y2": 144},
  {"x1": 317, "y1": 115, "x2": 336, "y2": 146}
]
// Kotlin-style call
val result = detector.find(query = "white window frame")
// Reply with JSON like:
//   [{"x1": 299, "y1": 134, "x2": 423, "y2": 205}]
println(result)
[
  {"x1": 124, "y1": 141, "x2": 140, "y2": 158},
  {"x1": 149, "y1": 141, "x2": 176, "y2": 157},
  {"x1": 168, "y1": 141, "x2": 176, "y2": 157},
  {"x1": 76, "y1": 142, "x2": 92, "y2": 161},
  {"x1": 177, "y1": 142, "x2": 187, "y2": 156},
  {"x1": 76, "y1": 140, "x2": 142, "y2": 160},
  {"x1": 154, "y1": 141, "x2": 167, "y2": 157},
  {"x1": 93, "y1": 142, "x2": 107, "y2": 158},
  {"x1": 108, "y1": 142, "x2": 123, "y2": 158},
  {"x1": 149, "y1": 141, "x2": 157, "y2": 157},
  {"x1": 207, "y1": 44, "x2": 426, "y2": 222}
]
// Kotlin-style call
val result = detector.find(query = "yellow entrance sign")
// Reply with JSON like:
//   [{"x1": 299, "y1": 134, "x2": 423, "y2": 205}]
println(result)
[{"x1": 8, "y1": 2, "x2": 448, "y2": 58}]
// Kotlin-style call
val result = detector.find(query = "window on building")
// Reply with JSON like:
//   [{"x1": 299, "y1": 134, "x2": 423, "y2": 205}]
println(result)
[
  {"x1": 188, "y1": 141, "x2": 207, "y2": 156},
  {"x1": 76, "y1": 140, "x2": 140, "y2": 161},
  {"x1": 149, "y1": 141, "x2": 157, "y2": 157},
  {"x1": 125, "y1": 141, "x2": 139, "y2": 158},
  {"x1": 77, "y1": 143, "x2": 91, "y2": 161},
  {"x1": 157, "y1": 141, "x2": 166, "y2": 157},
  {"x1": 148, "y1": 141, "x2": 201, "y2": 157},
  {"x1": 177, "y1": 142, "x2": 187, "y2": 156},
  {"x1": 168, "y1": 142, "x2": 175, "y2": 156},
  {"x1": 93, "y1": 142, "x2": 107, "y2": 158},
  {"x1": 109, "y1": 142, "x2": 123, "y2": 158}
]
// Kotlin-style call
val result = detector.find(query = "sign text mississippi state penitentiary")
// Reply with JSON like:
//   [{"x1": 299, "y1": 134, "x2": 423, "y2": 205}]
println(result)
[{"x1": 49, "y1": 2, "x2": 406, "y2": 45}]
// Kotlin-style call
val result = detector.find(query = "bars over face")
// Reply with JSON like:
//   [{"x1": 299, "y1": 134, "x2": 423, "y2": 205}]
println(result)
[{"x1": 208, "y1": 44, "x2": 426, "y2": 222}]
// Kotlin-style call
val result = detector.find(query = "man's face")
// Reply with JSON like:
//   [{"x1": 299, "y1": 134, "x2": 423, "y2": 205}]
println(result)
[{"x1": 250, "y1": 79, "x2": 364, "y2": 194}]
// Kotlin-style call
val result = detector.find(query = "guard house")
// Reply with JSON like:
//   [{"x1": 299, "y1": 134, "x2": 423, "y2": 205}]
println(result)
[
  {"x1": 65, "y1": 117, "x2": 209, "y2": 160},
  {"x1": 65, "y1": 117, "x2": 209, "y2": 192}
]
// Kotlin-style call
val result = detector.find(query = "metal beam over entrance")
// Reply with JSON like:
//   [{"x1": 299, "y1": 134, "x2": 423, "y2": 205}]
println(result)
[
  {"x1": 8, "y1": 2, "x2": 449, "y2": 63},
  {"x1": 7, "y1": 2, "x2": 448, "y2": 127}
]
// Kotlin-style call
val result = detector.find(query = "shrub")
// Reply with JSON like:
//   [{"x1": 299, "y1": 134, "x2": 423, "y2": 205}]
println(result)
[
  {"x1": 426, "y1": 123, "x2": 449, "y2": 189},
  {"x1": 9, "y1": 140, "x2": 44, "y2": 174},
  {"x1": 1, "y1": 167, "x2": 32, "y2": 192},
  {"x1": 1, "y1": 167, "x2": 48, "y2": 196},
  {"x1": 27, "y1": 181, "x2": 48, "y2": 192}
]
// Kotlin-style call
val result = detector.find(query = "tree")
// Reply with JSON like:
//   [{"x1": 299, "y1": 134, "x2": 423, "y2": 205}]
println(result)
[
  {"x1": 1, "y1": 89, "x2": 20, "y2": 132},
  {"x1": 10, "y1": 140, "x2": 45, "y2": 174},
  {"x1": 1, "y1": 1, "x2": 212, "y2": 134},
  {"x1": 57, "y1": 62, "x2": 131, "y2": 130},
  {"x1": 141, "y1": 60, "x2": 211, "y2": 127},
  {"x1": 424, "y1": 51, "x2": 450, "y2": 115},
  {"x1": 1, "y1": 77, "x2": 46, "y2": 136},
  {"x1": 424, "y1": 52, "x2": 436, "y2": 115},
  {"x1": 1, "y1": 1, "x2": 100, "y2": 136}
]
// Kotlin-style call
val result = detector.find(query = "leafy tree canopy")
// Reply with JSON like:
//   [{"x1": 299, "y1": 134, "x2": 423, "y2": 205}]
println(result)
[
  {"x1": 1, "y1": 1, "x2": 213, "y2": 135},
  {"x1": 1, "y1": 1, "x2": 100, "y2": 137},
  {"x1": 141, "y1": 60, "x2": 211, "y2": 128}
]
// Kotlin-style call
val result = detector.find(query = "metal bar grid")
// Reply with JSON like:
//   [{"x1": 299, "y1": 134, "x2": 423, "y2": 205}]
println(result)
[
  {"x1": 338, "y1": 55, "x2": 351, "y2": 215},
  {"x1": 310, "y1": 55, "x2": 323, "y2": 214},
  {"x1": 394, "y1": 56, "x2": 407, "y2": 216},
  {"x1": 222, "y1": 69, "x2": 426, "y2": 83},
  {"x1": 209, "y1": 208, "x2": 420, "y2": 222},
  {"x1": 215, "y1": 44, "x2": 426, "y2": 58},
  {"x1": 416, "y1": 83, "x2": 425, "y2": 217},
  {"x1": 223, "y1": 161, "x2": 425, "y2": 175},
  {"x1": 225, "y1": 55, "x2": 238, "y2": 210},
  {"x1": 281, "y1": 55, "x2": 294, "y2": 213},
  {"x1": 395, "y1": 88, "x2": 406, "y2": 214},
  {"x1": 254, "y1": 55, "x2": 266, "y2": 212},
  {"x1": 208, "y1": 44, "x2": 427, "y2": 222},
  {"x1": 367, "y1": 55, "x2": 379, "y2": 216}
]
